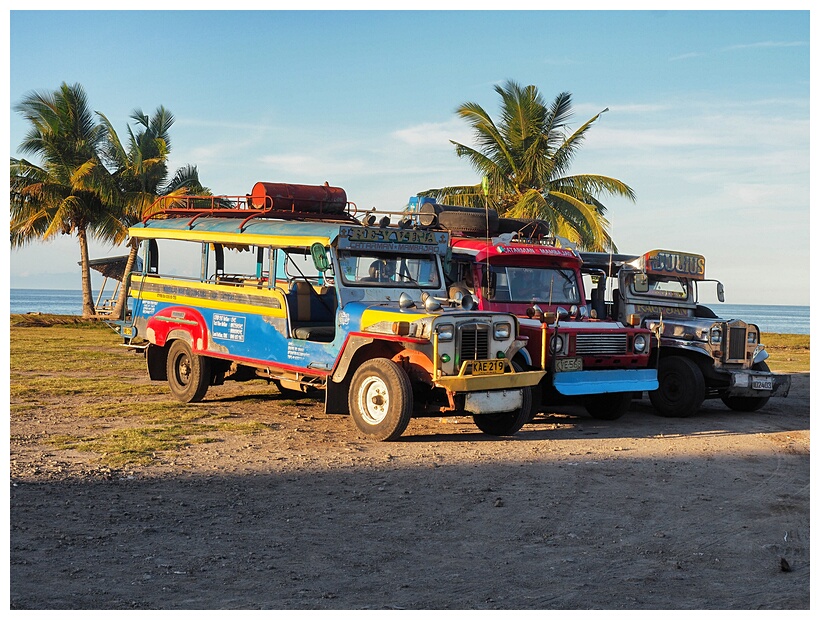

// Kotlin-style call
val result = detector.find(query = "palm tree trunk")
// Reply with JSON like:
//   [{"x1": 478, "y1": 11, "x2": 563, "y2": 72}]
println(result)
[
  {"x1": 77, "y1": 227, "x2": 96, "y2": 318},
  {"x1": 111, "y1": 238, "x2": 138, "y2": 320}
]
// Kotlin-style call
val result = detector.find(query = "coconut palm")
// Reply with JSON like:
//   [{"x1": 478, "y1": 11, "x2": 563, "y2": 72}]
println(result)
[
  {"x1": 10, "y1": 82, "x2": 121, "y2": 317},
  {"x1": 98, "y1": 106, "x2": 209, "y2": 319},
  {"x1": 419, "y1": 80, "x2": 635, "y2": 251}
]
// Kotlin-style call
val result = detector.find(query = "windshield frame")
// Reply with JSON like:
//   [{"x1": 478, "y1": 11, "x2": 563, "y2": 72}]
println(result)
[
  {"x1": 488, "y1": 265, "x2": 581, "y2": 304},
  {"x1": 336, "y1": 249, "x2": 443, "y2": 289}
]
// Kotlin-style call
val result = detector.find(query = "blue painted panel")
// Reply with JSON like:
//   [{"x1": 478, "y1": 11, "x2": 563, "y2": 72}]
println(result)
[{"x1": 552, "y1": 368, "x2": 659, "y2": 396}]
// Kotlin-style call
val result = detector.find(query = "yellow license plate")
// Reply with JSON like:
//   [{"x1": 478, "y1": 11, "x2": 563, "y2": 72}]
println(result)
[{"x1": 471, "y1": 359, "x2": 505, "y2": 375}]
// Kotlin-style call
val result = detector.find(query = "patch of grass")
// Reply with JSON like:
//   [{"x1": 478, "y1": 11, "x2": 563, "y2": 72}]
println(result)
[
  {"x1": 10, "y1": 374, "x2": 164, "y2": 400},
  {"x1": 761, "y1": 333, "x2": 810, "y2": 374},
  {"x1": 49, "y1": 420, "x2": 270, "y2": 467}
]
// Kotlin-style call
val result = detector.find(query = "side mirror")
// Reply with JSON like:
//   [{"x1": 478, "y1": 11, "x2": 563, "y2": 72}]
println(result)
[
  {"x1": 310, "y1": 242, "x2": 330, "y2": 272},
  {"x1": 717, "y1": 282, "x2": 725, "y2": 303}
]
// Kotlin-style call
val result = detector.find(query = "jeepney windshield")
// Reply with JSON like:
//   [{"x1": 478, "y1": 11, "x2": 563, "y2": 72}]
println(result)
[
  {"x1": 630, "y1": 273, "x2": 690, "y2": 301},
  {"x1": 337, "y1": 250, "x2": 441, "y2": 288},
  {"x1": 489, "y1": 265, "x2": 580, "y2": 304}
]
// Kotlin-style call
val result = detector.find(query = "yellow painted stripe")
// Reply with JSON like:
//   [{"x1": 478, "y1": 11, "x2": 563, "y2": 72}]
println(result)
[
  {"x1": 129, "y1": 227, "x2": 332, "y2": 247},
  {"x1": 130, "y1": 277, "x2": 288, "y2": 317},
  {"x1": 360, "y1": 308, "x2": 434, "y2": 329}
]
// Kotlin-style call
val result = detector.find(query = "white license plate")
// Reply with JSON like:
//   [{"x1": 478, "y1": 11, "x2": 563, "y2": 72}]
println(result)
[
  {"x1": 555, "y1": 357, "x2": 583, "y2": 372},
  {"x1": 751, "y1": 376, "x2": 773, "y2": 391}
]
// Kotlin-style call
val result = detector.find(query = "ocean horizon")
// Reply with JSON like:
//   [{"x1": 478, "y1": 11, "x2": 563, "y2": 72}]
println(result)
[{"x1": 8, "y1": 287, "x2": 810, "y2": 335}]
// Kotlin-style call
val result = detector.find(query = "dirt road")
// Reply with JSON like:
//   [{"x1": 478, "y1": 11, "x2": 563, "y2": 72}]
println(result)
[{"x1": 10, "y1": 367, "x2": 809, "y2": 609}]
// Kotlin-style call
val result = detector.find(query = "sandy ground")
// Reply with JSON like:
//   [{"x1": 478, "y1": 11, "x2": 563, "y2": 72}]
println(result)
[{"x1": 9, "y1": 365, "x2": 810, "y2": 610}]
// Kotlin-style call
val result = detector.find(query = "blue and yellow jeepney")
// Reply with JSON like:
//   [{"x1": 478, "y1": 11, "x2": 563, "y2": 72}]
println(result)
[{"x1": 110, "y1": 183, "x2": 545, "y2": 440}]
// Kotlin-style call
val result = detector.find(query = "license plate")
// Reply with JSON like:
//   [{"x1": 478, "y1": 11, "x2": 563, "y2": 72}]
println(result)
[
  {"x1": 555, "y1": 357, "x2": 583, "y2": 372},
  {"x1": 751, "y1": 376, "x2": 773, "y2": 391},
  {"x1": 471, "y1": 359, "x2": 505, "y2": 375}
]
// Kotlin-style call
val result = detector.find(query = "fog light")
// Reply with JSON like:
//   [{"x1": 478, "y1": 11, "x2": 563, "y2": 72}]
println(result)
[
  {"x1": 440, "y1": 354, "x2": 451, "y2": 363},
  {"x1": 496, "y1": 351, "x2": 506, "y2": 359}
]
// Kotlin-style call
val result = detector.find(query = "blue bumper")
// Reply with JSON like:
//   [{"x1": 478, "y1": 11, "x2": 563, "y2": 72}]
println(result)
[{"x1": 552, "y1": 368, "x2": 659, "y2": 396}]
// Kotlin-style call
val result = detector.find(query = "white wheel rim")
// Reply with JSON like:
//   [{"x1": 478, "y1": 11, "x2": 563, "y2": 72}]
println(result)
[{"x1": 357, "y1": 376, "x2": 390, "y2": 425}]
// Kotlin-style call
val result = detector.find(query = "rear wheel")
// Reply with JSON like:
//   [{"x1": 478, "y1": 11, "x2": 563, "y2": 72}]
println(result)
[
  {"x1": 720, "y1": 361, "x2": 772, "y2": 412},
  {"x1": 584, "y1": 392, "x2": 632, "y2": 420},
  {"x1": 649, "y1": 356, "x2": 705, "y2": 418},
  {"x1": 166, "y1": 340, "x2": 211, "y2": 403},
  {"x1": 348, "y1": 358, "x2": 413, "y2": 441}
]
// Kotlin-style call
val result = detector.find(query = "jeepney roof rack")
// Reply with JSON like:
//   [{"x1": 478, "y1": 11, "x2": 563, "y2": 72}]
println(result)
[{"x1": 142, "y1": 182, "x2": 436, "y2": 232}]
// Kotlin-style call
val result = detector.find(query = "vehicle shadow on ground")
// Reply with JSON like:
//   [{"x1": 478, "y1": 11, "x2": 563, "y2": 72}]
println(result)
[{"x1": 399, "y1": 395, "x2": 807, "y2": 443}]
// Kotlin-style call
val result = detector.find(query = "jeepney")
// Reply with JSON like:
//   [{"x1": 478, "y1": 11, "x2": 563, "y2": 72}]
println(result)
[
  {"x1": 579, "y1": 249, "x2": 791, "y2": 417},
  {"x1": 411, "y1": 200, "x2": 658, "y2": 421},
  {"x1": 108, "y1": 182, "x2": 545, "y2": 441}
]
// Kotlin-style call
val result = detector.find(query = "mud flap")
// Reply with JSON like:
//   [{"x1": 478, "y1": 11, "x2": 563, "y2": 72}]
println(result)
[{"x1": 552, "y1": 368, "x2": 658, "y2": 396}]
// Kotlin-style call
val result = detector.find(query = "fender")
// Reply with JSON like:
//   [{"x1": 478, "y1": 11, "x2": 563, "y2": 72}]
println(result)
[
  {"x1": 145, "y1": 306, "x2": 210, "y2": 352},
  {"x1": 753, "y1": 348, "x2": 770, "y2": 365}
]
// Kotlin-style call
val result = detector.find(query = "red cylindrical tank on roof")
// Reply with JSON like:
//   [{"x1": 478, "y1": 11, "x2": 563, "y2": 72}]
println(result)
[{"x1": 250, "y1": 182, "x2": 347, "y2": 214}]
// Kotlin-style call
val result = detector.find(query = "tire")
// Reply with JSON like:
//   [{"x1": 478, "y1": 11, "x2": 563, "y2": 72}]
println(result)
[
  {"x1": 348, "y1": 358, "x2": 413, "y2": 441},
  {"x1": 166, "y1": 339, "x2": 211, "y2": 403},
  {"x1": 584, "y1": 391, "x2": 632, "y2": 420},
  {"x1": 473, "y1": 362, "x2": 532, "y2": 435},
  {"x1": 648, "y1": 356, "x2": 705, "y2": 418},
  {"x1": 497, "y1": 217, "x2": 550, "y2": 238},
  {"x1": 720, "y1": 361, "x2": 772, "y2": 412},
  {"x1": 419, "y1": 203, "x2": 499, "y2": 235}
]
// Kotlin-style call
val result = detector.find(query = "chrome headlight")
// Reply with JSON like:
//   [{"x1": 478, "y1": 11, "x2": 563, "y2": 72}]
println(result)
[
  {"x1": 550, "y1": 334, "x2": 565, "y2": 354},
  {"x1": 710, "y1": 326, "x2": 723, "y2": 344},
  {"x1": 634, "y1": 334, "x2": 647, "y2": 353},
  {"x1": 493, "y1": 321, "x2": 511, "y2": 340},
  {"x1": 437, "y1": 323, "x2": 454, "y2": 342}
]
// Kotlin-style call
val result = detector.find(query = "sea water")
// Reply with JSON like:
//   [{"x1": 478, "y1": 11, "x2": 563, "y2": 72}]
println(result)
[{"x1": 7, "y1": 289, "x2": 811, "y2": 335}]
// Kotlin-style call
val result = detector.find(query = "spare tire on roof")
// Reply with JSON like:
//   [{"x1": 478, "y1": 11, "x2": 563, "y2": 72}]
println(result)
[
  {"x1": 497, "y1": 217, "x2": 550, "y2": 238},
  {"x1": 418, "y1": 203, "x2": 499, "y2": 235}
]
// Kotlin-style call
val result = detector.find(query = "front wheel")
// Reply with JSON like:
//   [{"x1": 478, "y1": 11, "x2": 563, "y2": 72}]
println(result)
[
  {"x1": 720, "y1": 361, "x2": 772, "y2": 412},
  {"x1": 649, "y1": 356, "x2": 705, "y2": 418},
  {"x1": 473, "y1": 363, "x2": 532, "y2": 436},
  {"x1": 348, "y1": 358, "x2": 413, "y2": 441},
  {"x1": 166, "y1": 339, "x2": 211, "y2": 403},
  {"x1": 584, "y1": 391, "x2": 632, "y2": 420}
]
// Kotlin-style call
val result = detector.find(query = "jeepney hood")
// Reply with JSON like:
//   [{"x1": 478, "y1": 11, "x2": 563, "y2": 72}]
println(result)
[
  {"x1": 519, "y1": 317, "x2": 634, "y2": 331},
  {"x1": 341, "y1": 301, "x2": 513, "y2": 339},
  {"x1": 643, "y1": 315, "x2": 740, "y2": 342}
]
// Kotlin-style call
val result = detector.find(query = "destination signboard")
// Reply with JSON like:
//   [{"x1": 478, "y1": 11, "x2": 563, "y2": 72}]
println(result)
[
  {"x1": 642, "y1": 249, "x2": 706, "y2": 280},
  {"x1": 338, "y1": 226, "x2": 449, "y2": 255}
]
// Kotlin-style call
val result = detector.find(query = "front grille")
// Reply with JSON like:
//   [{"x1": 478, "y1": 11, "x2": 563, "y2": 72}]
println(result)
[
  {"x1": 459, "y1": 324, "x2": 490, "y2": 361},
  {"x1": 576, "y1": 333, "x2": 627, "y2": 355},
  {"x1": 727, "y1": 326, "x2": 747, "y2": 361}
]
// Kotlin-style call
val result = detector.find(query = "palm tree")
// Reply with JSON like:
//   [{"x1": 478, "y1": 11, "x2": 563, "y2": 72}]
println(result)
[
  {"x1": 98, "y1": 106, "x2": 209, "y2": 319},
  {"x1": 419, "y1": 80, "x2": 635, "y2": 251},
  {"x1": 10, "y1": 82, "x2": 121, "y2": 317}
]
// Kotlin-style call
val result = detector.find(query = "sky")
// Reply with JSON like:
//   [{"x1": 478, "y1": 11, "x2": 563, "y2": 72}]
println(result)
[{"x1": 4, "y1": 5, "x2": 813, "y2": 306}]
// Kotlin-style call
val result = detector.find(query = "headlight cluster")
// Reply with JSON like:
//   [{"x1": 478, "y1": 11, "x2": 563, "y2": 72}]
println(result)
[
  {"x1": 550, "y1": 334, "x2": 565, "y2": 354},
  {"x1": 493, "y1": 322, "x2": 511, "y2": 340},
  {"x1": 437, "y1": 324, "x2": 454, "y2": 341},
  {"x1": 634, "y1": 334, "x2": 647, "y2": 353},
  {"x1": 747, "y1": 330, "x2": 758, "y2": 344},
  {"x1": 710, "y1": 326, "x2": 723, "y2": 344}
]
